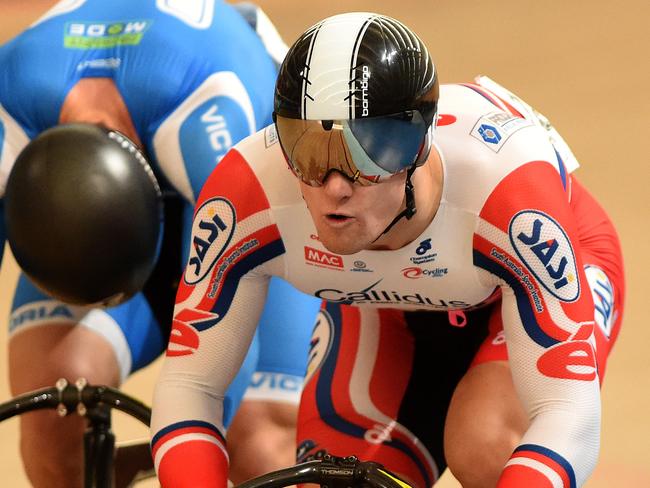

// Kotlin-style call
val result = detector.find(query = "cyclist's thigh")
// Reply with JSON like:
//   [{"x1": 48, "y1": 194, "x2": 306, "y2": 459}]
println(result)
[
  {"x1": 297, "y1": 303, "x2": 491, "y2": 488},
  {"x1": 9, "y1": 273, "x2": 165, "y2": 384},
  {"x1": 243, "y1": 276, "x2": 321, "y2": 405}
]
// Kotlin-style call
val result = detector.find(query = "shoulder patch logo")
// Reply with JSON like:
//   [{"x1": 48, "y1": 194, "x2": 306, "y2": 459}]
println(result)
[
  {"x1": 509, "y1": 210, "x2": 580, "y2": 302},
  {"x1": 584, "y1": 265, "x2": 615, "y2": 337},
  {"x1": 184, "y1": 197, "x2": 237, "y2": 285},
  {"x1": 264, "y1": 124, "x2": 279, "y2": 148},
  {"x1": 470, "y1": 111, "x2": 533, "y2": 152}
]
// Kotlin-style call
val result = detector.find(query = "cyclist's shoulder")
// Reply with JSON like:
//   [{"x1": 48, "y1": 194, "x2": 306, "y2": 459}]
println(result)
[
  {"x1": 436, "y1": 80, "x2": 566, "y2": 210},
  {"x1": 205, "y1": 125, "x2": 301, "y2": 208}
]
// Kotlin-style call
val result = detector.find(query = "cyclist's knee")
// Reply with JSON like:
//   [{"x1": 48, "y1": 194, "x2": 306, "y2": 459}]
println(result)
[
  {"x1": 8, "y1": 323, "x2": 121, "y2": 488},
  {"x1": 9, "y1": 322, "x2": 121, "y2": 394},
  {"x1": 19, "y1": 410, "x2": 86, "y2": 488},
  {"x1": 445, "y1": 424, "x2": 521, "y2": 488},
  {"x1": 228, "y1": 401, "x2": 298, "y2": 483},
  {"x1": 443, "y1": 362, "x2": 527, "y2": 488}
]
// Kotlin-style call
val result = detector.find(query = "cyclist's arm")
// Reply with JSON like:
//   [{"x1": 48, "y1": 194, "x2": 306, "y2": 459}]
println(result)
[
  {"x1": 473, "y1": 161, "x2": 599, "y2": 487},
  {"x1": 151, "y1": 147, "x2": 286, "y2": 488}
]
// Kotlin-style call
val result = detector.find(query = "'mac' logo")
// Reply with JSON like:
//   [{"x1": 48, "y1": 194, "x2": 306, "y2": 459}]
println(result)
[
  {"x1": 510, "y1": 210, "x2": 580, "y2": 302},
  {"x1": 304, "y1": 246, "x2": 343, "y2": 270},
  {"x1": 537, "y1": 323, "x2": 597, "y2": 381}
]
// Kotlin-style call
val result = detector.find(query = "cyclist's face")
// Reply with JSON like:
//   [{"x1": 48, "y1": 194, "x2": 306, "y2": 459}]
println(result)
[{"x1": 300, "y1": 170, "x2": 407, "y2": 255}]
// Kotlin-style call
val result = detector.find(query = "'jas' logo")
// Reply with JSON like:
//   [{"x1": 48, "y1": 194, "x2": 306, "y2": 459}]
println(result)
[
  {"x1": 509, "y1": 210, "x2": 579, "y2": 302},
  {"x1": 184, "y1": 198, "x2": 236, "y2": 285}
]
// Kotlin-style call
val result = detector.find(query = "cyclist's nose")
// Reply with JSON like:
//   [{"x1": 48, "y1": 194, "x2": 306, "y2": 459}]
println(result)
[{"x1": 321, "y1": 170, "x2": 354, "y2": 199}]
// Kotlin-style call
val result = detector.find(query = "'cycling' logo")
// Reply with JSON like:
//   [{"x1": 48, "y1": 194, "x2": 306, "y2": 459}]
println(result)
[{"x1": 401, "y1": 266, "x2": 448, "y2": 279}]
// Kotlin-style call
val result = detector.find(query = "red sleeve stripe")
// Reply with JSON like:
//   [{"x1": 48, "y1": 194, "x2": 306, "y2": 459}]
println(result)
[
  {"x1": 152, "y1": 425, "x2": 225, "y2": 460},
  {"x1": 500, "y1": 444, "x2": 576, "y2": 488},
  {"x1": 156, "y1": 439, "x2": 229, "y2": 488},
  {"x1": 154, "y1": 432, "x2": 228, "y2": 474},
  {"x1": 498, "y1": 462, "x2": 556, "y2": 488}
]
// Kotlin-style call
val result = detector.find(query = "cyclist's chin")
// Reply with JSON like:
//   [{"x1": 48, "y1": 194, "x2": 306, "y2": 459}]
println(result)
[{"x1": 318, "y1": 230, "x2": 369, "y2": 256}]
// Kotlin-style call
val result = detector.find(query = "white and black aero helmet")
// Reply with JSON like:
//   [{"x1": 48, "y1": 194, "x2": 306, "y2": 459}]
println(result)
[
  {"x1": 273, "y1": 12, "x2": 439, "y2": 229},
  {"x1": 4, "y1": 123, "x2": 163, "y2": 306}
]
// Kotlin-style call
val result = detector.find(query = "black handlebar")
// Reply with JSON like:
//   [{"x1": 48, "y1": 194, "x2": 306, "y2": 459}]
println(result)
[
  {"x1": 0, "y1": 378, "x2": 151, "y2": 426},
  {"x1": 0, "y1": 383, "x2": 410, "y2": 488},
  {"x1": 237, "y1": 455, "x2": 412, "y2": 488}
]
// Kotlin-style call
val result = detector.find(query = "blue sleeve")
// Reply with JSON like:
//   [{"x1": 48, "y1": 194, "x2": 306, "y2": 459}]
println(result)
[
  {"x1": 179, "y1": 93, "x2": 254, "y2": 197},
  {"x1": 151, "y1": 75, "x2": 259, "y2": 203}
]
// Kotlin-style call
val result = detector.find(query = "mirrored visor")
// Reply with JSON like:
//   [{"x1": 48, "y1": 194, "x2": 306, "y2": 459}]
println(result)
[{"x1": 275, "y1": 111, "x2": 428, "y2": 186}]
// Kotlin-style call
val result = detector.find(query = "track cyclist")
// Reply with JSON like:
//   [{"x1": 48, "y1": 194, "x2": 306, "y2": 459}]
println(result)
[
  {"x1": 151, "y1": 12, "x2": 624, "y2": 488},
  {"x1": 0, "y1": 1, "x2": 320, "y2": 486}
]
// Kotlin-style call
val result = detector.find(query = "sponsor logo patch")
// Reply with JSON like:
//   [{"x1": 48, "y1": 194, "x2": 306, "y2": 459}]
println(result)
[
  {"x1": 315, "y1": 279, "x2": 469, "y2": 309},
  {"x1": 402, "y1": 266, "x2": 448, "y2": 279},
  {"x1": 76, "y1": 58, "x2": 121, "y2": 71},
  {"x1": 305, "y1": 310, "x2": 334, "y2": 383},
  {"x1": 470, "y1": 111, "x2": 533, "y2": 152},
  {"x1": 184, "y1": 197, "x2": 236, "y2": 285},
  {"x1": 304, "y1": 246, "x2": 344, "y2": 270},
  {"x1": 350, "y1": 260, "x2": 373, "y2": 273},
  {"x1": 10, "y1": 303, "x2": 75, "y2": 333},
  {"x1": 180, "y1": 96, "x2": 248, "y2": 166},
  {"x1": 64, "y1": 20, "x2": 152, "y2": 49},
  {"x1": 264, "y1": 124, "x2": 279, "y2": 148},
  {"x1": 478, "y1": 124, "x2": 501, "y2": 144},
  {"x1": 410, "y1": 238, "x2": 437, "y2": 264},
  {"x1": 206, "y1": 238, "x2": 260, "y2": 298},
  {"x1": 360, "y1": 65, "x2": 371, "y2": 116},
  {"x1": 537, "y1": 324, "x2": 597, "y2": 381},
  {"x1": 249, "y1": 372, "x2": 301, "y2": 392},
  {"x1": 584, "y1": 265, "x2": 615, "y2": 337},
  {"x1": 509, "y1": 210, "x2": 579, "y2": 302},
  {"x1": 489, "y1": 247, "x2": 544, "y2": 313}
]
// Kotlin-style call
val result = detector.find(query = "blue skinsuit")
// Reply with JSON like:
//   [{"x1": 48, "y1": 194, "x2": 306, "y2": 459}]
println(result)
[{"x1": 0, "y1": 0, "x2": 320, "y2": 424}]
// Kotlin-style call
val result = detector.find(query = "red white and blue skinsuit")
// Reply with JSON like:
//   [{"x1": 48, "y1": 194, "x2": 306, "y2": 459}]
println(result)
[{"x1": 151, "y1": 77, "x2": 624, "y2": 488}]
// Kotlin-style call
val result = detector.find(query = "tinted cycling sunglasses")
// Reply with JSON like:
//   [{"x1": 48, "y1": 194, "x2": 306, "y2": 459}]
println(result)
[{"x1": 274, "y1": 111, "x2": 430, "y2": 186}]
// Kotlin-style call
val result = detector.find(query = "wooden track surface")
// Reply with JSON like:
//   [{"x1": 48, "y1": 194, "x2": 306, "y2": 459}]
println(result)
[{"x1": 1, "y1": 1, "x2": 648, "y2": 486}]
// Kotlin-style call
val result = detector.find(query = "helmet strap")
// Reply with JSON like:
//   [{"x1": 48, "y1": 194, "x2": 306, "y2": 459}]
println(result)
[{"x1": 373, "y1": 165, "x2": 418, "y2": 241}]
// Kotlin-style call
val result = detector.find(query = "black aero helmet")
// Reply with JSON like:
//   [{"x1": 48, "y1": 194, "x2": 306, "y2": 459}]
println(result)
[
  {"x1": 4, "y1": 123, "x2": 163, "y2": 306},
  {"x1": 275, "y1": 12, "x2": 438, "y2": 123},
  {"x1": 274, "y1": 12, "x2": 438, "y2": 232}
]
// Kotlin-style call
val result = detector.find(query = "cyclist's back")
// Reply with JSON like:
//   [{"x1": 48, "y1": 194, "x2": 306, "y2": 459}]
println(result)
[{"x1": 0, "y1": 0, "x2": 277, "y2": 187}]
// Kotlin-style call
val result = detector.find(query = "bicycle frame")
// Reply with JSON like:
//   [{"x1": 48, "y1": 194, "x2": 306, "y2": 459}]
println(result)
[{"x1": 0, "y1": 378, "x2": 151, "y2": 488}]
